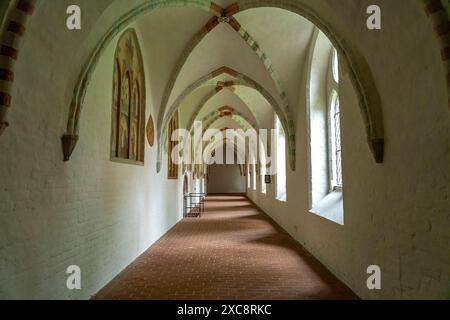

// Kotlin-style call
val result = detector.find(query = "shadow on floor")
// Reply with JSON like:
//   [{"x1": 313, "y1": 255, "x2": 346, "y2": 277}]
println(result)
[{"x1": 93, "y1": 194, "x2": 359, "y2": 300}]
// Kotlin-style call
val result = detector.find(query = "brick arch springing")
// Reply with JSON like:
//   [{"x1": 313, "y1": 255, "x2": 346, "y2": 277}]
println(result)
[
  {"x1": 423, "y1": 0, "x2": 450, "y2": 110},
  {"x1": 0, "y1": 0, "x2": 36, "y2": 136}
]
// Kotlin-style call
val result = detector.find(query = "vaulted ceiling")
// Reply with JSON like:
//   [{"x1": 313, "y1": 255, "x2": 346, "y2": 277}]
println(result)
[
  {"x1": 131, "y1": 4, "x2": 319, "y2": 171},
  {"x1": 134, "y1": 5, "x2": 316, "y2": 133}
]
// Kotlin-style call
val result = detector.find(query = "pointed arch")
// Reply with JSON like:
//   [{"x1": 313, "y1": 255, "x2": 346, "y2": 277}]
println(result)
[
  {"x1": 194, "y1": 109, "x2": 259, "y2": 133},
  {"x1": 58, "y1": 0, "x2": 387, "y2": 166},
  {"x1": 195, "y1": 116, "x2": 261, "y2": 156},
  {"x1": 185, "y1": 90, "x2": 262, "y2": 133},
  {"x1": 157, "y1": 66, "x2": 294, "y2": 172}
]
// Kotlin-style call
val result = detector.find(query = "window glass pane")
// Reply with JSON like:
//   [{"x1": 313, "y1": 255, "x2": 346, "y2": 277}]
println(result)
[
  {"x1": 332, "y1": 49, "x2": 339, "y2": 83},
  {"x1": 276, "y1": 116, "x2": 287, "y2": 201},
  {"x1": 334, "y1": 99, "x2": 342, "y2": 187},
  {"x1": 252, "y1": 165, "x2": 257, "y2": 190},
  {"x1": 330, "y1": 96, "x2": 343, "y2": 189}
]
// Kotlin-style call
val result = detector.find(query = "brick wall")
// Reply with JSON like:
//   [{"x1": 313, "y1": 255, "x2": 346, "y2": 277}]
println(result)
[
  {"x1": 248, "y1": 0, "x2": 450, "y2": 300},
  {"x1": 0, "y1": 21, "x2": 183, "y2": 299}
]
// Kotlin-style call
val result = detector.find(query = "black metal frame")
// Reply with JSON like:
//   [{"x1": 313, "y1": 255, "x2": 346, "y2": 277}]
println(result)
[{"x1": 183, "y1": 193, "x2": 206, "y2": 218}]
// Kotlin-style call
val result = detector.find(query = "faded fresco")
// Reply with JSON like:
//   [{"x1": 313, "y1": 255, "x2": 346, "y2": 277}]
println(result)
[{"x1": 111, "y1": 29, "x2": 145, "y2": 163}]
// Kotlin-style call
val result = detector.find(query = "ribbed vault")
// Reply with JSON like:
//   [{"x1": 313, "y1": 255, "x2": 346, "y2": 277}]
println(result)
[{"x1": 59, "y1": 0, "x2": 386, "y2": 169}]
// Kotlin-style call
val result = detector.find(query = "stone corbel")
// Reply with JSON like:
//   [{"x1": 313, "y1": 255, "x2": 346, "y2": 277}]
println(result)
[
  {"x1": 369, "y1": 138, "x2": 384, "y2": 164},
  {"x1": 61, "y1": 134, "x2": 79, "y2": 161}
]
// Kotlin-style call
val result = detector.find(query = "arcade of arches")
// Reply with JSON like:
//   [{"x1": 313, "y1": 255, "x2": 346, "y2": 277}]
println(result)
[{"x1": 0, "y1": 0, "x2": 449, "y2": 300}]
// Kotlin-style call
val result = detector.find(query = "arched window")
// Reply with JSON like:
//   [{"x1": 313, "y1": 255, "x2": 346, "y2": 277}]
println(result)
[
  {"x1": 307, "y1": 32, "x2": 344, "y2": 225},
  {"x1": 329, "y1": 50, "x2": 343, "y2": 190},
  {"x1": 329, "y1": 94, "x2": 342, "y2": 189},
  {"x1": 275, "y1": 115, "x2": 287, "y2": 201},
  {"x1": 252, "y1": 164, "x2": 257, "y2": 191},
  {"x1": 247, "y1": 164, "x2": 251, "y2": 189}
]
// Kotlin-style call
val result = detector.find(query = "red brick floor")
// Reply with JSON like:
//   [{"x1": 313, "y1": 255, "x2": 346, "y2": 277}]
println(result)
[{"x1": 93, "y1": 195, "x2": 358, "y2": 300}]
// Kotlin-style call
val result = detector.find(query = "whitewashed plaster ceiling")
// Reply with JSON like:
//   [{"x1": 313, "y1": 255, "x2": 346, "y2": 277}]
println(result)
[{"x1": 135, "y1": 6, "x2": 316, "y2": 132}]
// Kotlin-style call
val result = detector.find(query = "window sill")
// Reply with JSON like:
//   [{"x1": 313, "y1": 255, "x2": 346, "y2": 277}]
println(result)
[{"x1": 310, "y1": 190, "x2": 344, "y2": 225}]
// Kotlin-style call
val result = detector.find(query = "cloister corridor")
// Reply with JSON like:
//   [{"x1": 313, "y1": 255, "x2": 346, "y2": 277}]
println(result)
[
  {"x1": 94, "y1": 195, "x2": 356, "y2": 300},
  {"x1": 0, "y1": 0, "x2": 449, "y2": 302}
]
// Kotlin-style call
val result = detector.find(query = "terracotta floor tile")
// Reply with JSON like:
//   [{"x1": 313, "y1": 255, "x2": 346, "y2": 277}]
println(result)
[{"x1": 93, "y1": 195, "x2": 358, "y2": 300}]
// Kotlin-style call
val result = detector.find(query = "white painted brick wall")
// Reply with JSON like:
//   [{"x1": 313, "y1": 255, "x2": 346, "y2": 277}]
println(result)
[
  {"x1": 0, "y1": 19, "x2": 183, "y2": 299},
  {"x1": 0, "y1": 0, "x2": 449, "y2": 300},
  {"x1": 248, "y1": 0, "x2": 450, "y2": 300}
]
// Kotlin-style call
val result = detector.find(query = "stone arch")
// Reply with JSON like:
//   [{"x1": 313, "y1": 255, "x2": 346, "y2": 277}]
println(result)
[
  {"x1": 202, "y1": 134, "x2": 250, "y2": 166},
  {"x1": 196, "y1": 110, "x2": 259, "y2": 133},
  {"x1": 4, "y1": 1, "x2": 449, "y2": 165},
  {"x1": 158, "y1": 66, "x2": 293, "y2": 172},
  {"x1": 234, "y1": 1, "x2": 385, "y2": 163},
  {"x1": 0, "y1": 0, "x2": 36, "y2": 136},
  {"x1": 185, "y1": 90, "x2": 262, "y2": 133},
  {"x1": 61, "y1": 0, "x2": 216, "y2": 162},
  {"x1": 160, "y1": 66, "x2": 290, "y2": 141},
  {"x1": 187, "y1": 109, "x2": 269, "y2": 170},
  {"x1": 158, "y1": 13, "x2": 290, "y2": 140},
  {"x1": 186, "y1": 90, "x2": 272, "y2": 156},
  {"x1": 59, "y1": 0, "x2": 389, "y2": 166},
  {"x1": 195, "y1": 117, "x2": 260, "y2": 155}
]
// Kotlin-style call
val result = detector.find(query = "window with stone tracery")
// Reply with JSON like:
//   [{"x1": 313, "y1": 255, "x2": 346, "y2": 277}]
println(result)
[{"x1": 329, "y1": 49, "x2": 343, "y2": 190}]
